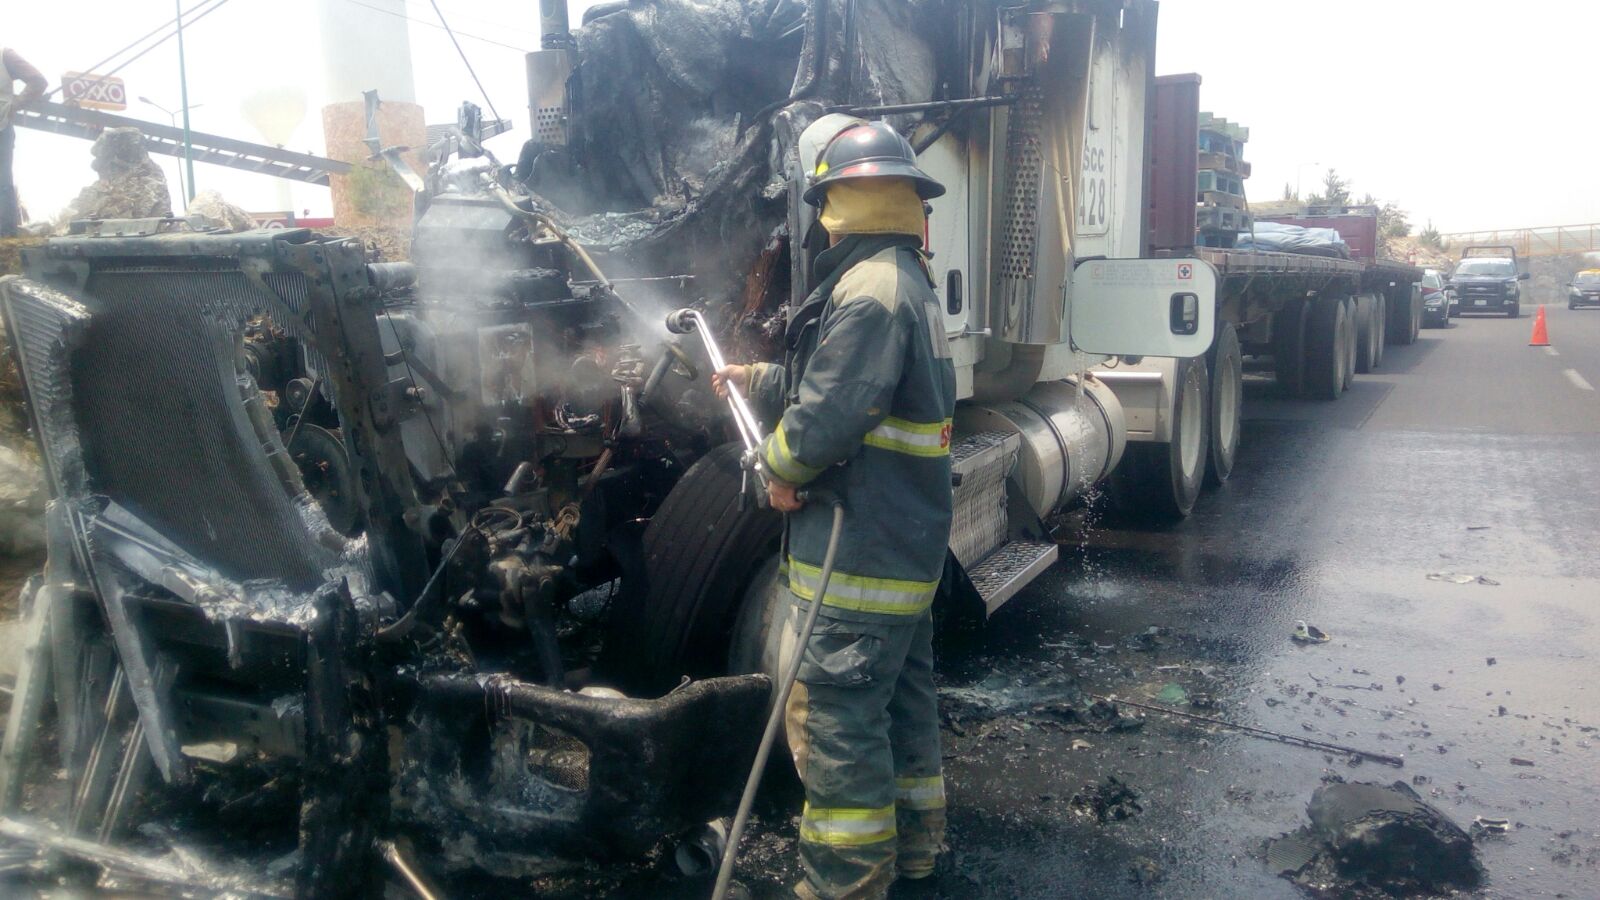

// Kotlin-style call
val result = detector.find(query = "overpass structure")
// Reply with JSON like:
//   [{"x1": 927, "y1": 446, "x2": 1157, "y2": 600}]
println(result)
[
  {"x1": 15, "y1": 100, "x2": 353, "y2": 186},
  {"x1": 1439, "y1": 223, "x2": 1600, "y2": 259}
]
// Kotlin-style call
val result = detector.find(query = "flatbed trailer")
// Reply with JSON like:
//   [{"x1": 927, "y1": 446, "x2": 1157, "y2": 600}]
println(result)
[{"x1": 1095, "y1": 75, "x2": 1422, "y2": 518}]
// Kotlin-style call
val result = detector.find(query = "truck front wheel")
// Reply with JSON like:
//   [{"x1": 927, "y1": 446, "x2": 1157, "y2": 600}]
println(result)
[{"x1": 602, "y1": 443, "x2": 783, "y2": 693}]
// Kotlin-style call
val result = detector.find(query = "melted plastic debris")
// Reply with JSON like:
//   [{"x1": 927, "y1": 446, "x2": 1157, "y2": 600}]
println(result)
[{"x1": 1267, "y1": 780, "x2": 1482, "y2": 897}]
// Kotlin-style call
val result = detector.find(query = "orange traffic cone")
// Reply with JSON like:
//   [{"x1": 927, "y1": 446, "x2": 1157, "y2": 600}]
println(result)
[{"x1": 1529, "y1": 305, "x2": 1550, "y2": 347}]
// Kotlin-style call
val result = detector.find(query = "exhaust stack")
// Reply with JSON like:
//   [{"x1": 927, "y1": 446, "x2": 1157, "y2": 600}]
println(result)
[{"x1": 527, "y1": 0, "x2": 573, "y2": 147}]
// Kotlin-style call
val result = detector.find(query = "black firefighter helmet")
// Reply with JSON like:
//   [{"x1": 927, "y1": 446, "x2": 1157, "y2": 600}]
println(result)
[{"x1": 802, "y1": 121, "x2": 946, "y2": 206}]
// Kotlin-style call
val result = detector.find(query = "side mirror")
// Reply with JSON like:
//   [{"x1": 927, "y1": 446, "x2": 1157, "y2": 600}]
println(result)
[
  {"x1": 1519, "y1": 272, "x2": 1531, "y2": 280},
  {"x1": 1069, "y1": 258, "x2": 1217, "y2": 358}
]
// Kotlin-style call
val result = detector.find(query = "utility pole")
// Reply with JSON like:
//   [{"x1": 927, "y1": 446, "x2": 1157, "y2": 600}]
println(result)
[
  {"x1": 1296, "y1": 162, "x2": 1321, "y2": 202},
  {"x1": 176, "y1": 0, "x2": 197, "y2": 204}
]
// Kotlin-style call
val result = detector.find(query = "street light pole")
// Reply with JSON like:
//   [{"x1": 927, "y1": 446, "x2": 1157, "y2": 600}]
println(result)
[
  {"x1": 139, "y1": 96, "x2": 199, "y2": 201},
  {"x1": 175, "y1": 0, "x2": 197, "y2": 204}
]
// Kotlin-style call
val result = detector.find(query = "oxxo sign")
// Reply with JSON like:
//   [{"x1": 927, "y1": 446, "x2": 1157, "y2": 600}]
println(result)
[{"x1": 62, "y1": 72, "x2": 127, "y2": 111}]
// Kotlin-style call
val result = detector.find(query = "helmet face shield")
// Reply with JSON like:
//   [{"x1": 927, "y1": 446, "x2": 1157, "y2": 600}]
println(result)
[{"x1": 804, "y1": 121, "x2": 945, "y2": 206}]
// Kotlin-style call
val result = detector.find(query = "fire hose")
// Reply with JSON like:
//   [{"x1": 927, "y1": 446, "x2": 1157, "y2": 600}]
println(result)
[{"x1": 665, "y1": 309, "x2": 846, "y2": 900}]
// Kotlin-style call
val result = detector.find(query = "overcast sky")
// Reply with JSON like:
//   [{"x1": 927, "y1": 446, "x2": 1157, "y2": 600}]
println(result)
[{"x1": 6, "y1": 0, "x2": 1596, "y2": 235}]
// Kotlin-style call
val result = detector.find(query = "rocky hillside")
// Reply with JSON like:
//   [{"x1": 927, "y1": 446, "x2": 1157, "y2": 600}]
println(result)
[{"x1": 1, "y1": 238, "x2": 47, "y2": 562}]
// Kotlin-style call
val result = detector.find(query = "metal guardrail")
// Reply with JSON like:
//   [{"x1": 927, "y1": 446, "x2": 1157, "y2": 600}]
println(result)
[
  {"x1": 13, "y1": 100, "x2": 352, "y2": 186},
  {"x1": 1438, "y1": 223, "x2": 1600, "y2": 259}
]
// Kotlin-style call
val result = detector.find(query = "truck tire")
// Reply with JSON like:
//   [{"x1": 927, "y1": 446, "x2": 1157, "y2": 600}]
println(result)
[
  {"x1": 1355, "y1": 294, "x2": 1379, "y2": 374},
  {"x1": 1371, "y1": 294, "x2": 1387, "y2": 367},
  {"x1": 1272, "y1": 297, "x2": 1309, "y2": 397},
  {"x1": 1118, "y1": 355, "x2": 1210, "y2": 520},
  {"x1": 1306, "y1": 296, "x2": 1348, "y2": 401},
  {"x1": 1389, "y1": 285, "x2": 1421, "y2": 346},
  {"x1": 1341, "y1": 298, "x2": 1358, "y2": 391},
  {"x1": 603, "y1": 443, "x2": 783, "y2": 692},
  {"x1": 1506, "y1": 301, "x2": 1520, "y2": 319},
  {"x1": 728, "y1": 556, "x2": 785, "y2": 680},
  {"x1": 1401, "y1": 286, "x2": 1427, "y2": 342},
  {"x1": 1206, "y1": 323, "x2": 1242, "y2": 487}
]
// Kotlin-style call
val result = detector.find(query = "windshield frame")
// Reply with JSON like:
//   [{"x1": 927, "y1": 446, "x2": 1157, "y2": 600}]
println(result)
[{"x1": 1454, "y1": 259, "x2": 1516, "y2": 277}]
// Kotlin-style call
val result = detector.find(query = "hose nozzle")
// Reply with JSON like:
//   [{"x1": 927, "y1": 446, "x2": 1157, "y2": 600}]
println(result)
[{"x1": 665, "y1": 308, "x2": 699, "y2": 335}]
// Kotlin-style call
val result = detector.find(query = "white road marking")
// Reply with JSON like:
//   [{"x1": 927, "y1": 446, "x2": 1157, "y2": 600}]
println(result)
[
  {"x1": 1565, "y1": 369, "x2": 1595, "y2": 392},
  {"x1": 1544, "y1": 346, "x2": 1560, "y2": 357}
]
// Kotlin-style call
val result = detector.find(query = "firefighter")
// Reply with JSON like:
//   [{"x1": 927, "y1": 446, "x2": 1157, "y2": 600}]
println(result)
[{"x1": 714, "y1": 119, "x2": 955, "y2": 899}]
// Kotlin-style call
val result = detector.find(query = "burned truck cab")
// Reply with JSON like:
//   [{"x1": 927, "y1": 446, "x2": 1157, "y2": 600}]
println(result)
[{"x1": 0, "y1": 218, "x2": 768, "y2": 881}]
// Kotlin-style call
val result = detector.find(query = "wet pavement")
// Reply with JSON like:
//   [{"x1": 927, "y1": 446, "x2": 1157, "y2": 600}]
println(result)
[{"x1": 649, "y1": 305, "x2": 1600, "y2": 900}]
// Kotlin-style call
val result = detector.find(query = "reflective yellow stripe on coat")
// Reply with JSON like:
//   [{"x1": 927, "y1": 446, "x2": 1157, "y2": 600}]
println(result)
[
  {"x1": 894, "y1": 774, "x2": 946, "y2": 810},
  {"x1": 764, "y1": 422, "x2": 824, "y2": 484},
  {"x1": 788, "y1": 557, "x2": 938, "y2": 616},
  {"x1": 799, "y1": 803, "x2": 897, "y2": 847},
  {"x1": 862, "y1": 416, "x2": 952, "y2": 458}
]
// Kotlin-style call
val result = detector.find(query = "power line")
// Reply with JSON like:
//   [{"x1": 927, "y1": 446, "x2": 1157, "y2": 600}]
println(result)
[
  {"x1": 49, "y1": 0, "x2": 232, "y2": 100},
  {"x1": 419, "y1": 0, "x2": 539, "y2": 38},
  {"x1": 425, "y1": 0, "x2": 504, "y2": 127},
  {"x1": 338, "y1": 0, "x2": 530, "y2": 53}
]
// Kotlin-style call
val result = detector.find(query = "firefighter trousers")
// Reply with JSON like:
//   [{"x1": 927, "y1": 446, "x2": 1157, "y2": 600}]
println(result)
[{"x1": 783, "y1": 603, "x2": 946, "y2": 900}]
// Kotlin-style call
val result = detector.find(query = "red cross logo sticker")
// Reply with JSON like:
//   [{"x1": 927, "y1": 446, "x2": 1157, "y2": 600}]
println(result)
[{"x1": 1177, "y1": 263, "x2": 1194, "y2": 280}]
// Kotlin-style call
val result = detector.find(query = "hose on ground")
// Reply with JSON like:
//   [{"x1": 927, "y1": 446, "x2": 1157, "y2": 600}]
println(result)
[{"x1": 712, "y1": 498, "x2": 845, "y2": 900}]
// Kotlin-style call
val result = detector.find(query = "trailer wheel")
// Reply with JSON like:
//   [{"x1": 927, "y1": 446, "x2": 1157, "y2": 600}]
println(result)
[
  {"x1": 1119, "y1": 356, "x2": 1210, "y2": 520},
  {"x1": 603, "y1": 443, "x2": 783, "y2": 692},
  {"x1": 1371, "y1": 294, "x2": 1387, "y2": 367},
  {"x1": 1389, "y1": 285, "x2": 1421, "y2": 346},
  {"x1": 1355, "y1": 294, "x2": 1380, "y2": 374},
  {"x1": 1306, "y1": 296, "x2": 1348, "y2": 401},
  {"x1": 1272, "y1": 297, "x2": 1309, "y2": 398},
  {"x1": 1341, "y1": 298, "x2": 1358, "y2": 391},
  {"x1": 1206, "y1": 323, "x2": 1242, "y2": 487}
]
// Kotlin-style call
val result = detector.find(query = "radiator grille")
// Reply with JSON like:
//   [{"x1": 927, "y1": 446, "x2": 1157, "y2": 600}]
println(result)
[
  {"x1": 70, "y1": 268, "x2": 337, "y2": 590},
  {"x1": 1, "y1": 282, "x2": 92, "y2": 496}
]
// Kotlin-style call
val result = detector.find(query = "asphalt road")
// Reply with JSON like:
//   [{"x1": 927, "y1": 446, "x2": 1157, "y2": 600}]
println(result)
[{"x1": 583, "y1": 304, "x2": 1599, "y2": 900}]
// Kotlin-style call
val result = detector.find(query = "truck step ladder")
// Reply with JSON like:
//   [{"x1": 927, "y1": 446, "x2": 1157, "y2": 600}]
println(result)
[
  {"x1": 14, "y1": 100, "x2": 353, "y2": 186},
  {"x1": 967, "y1": 539, "x2": 1057, "y2": 614},
  {"x1": 948, "y1": 431, "x2": 1060, "y2": 614}
]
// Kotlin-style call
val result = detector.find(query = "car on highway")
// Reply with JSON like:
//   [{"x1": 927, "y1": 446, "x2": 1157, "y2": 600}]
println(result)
[
  {"x1": 1421, "y1": 268, "x2": 1453, "y2": 326},
  {"x1": 1449, "y1": 255, "x2": 1528, "y2": 318},
  {"x1": 1568, "y1": 270, "x2": 1600, "y2": 309}
]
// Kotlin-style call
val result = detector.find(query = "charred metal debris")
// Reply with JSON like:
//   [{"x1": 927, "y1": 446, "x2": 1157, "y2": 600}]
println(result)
[{"x1": 0, "y1": 0, "x2": 990, "y2": 891}]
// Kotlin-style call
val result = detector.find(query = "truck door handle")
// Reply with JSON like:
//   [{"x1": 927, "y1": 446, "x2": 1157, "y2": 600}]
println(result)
[{"x1": 1170, "y1": 292, "x2": 1200, "y2": 335}]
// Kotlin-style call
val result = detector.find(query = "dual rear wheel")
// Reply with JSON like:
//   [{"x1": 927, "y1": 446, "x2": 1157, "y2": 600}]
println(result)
[{"x1": 1113, "y1": 319, "x2": 1244, "y2": 520}]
